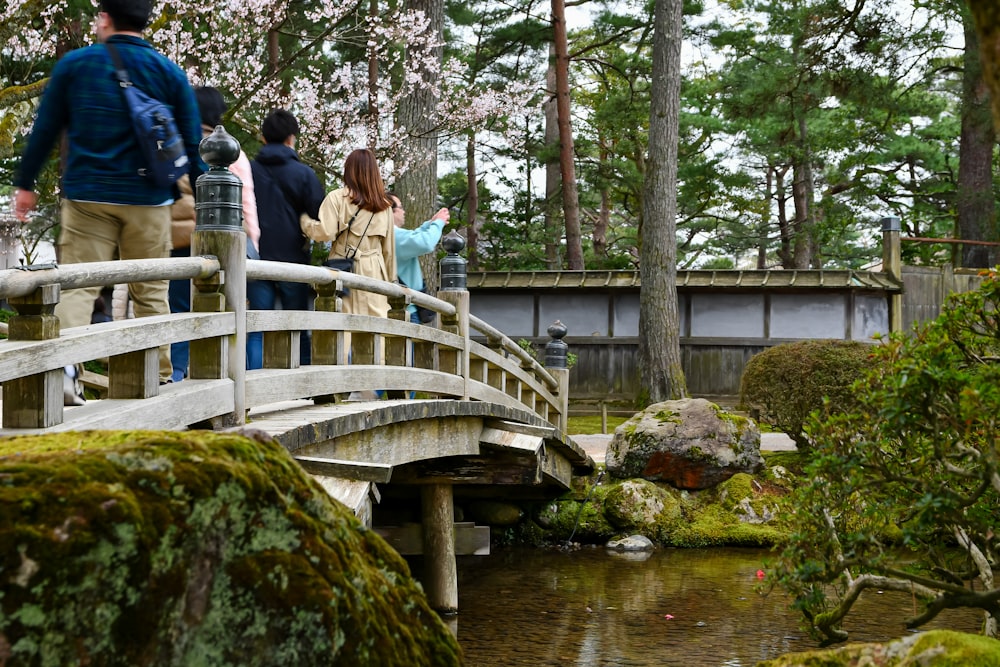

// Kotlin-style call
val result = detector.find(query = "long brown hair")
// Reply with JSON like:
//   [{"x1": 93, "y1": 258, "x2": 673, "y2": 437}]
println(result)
[{"x1": 344, "y1": 149, "x2": 393, "y2": 212}]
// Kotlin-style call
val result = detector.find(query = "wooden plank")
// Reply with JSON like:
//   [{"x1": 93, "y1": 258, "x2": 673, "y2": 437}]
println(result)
[
  {"x1": 295, "y1": 456, "x2": 393, "y2": 483},
  {"x1": 479, "y1": 427, "x2": 544, "y2": 454},
  {"x1": 483, "y1": 419, "x2": 556, "y2": 439},
  {"x1": 0, "y1": 312, "x2": 233, "y2": 383},
  {"x1": 0, "y1": 379, "x2": 234, "y2": 434},
  {"x1": 311, "y1": 476, "x2": 379, "y2": 528}
]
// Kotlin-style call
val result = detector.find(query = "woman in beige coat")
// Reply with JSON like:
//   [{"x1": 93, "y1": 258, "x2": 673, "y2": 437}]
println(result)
[{"x1": 302, "y1": 148, "x2": 396, "y2": 318}]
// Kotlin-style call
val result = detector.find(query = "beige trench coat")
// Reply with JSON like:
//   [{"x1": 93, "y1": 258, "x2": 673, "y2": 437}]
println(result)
[{"x1": 302, "y1": 187, "x2": 396, "y2": 317}]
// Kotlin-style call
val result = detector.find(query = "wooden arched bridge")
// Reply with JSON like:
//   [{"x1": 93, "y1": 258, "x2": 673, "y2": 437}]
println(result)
[{"x1": 0, "y1": 223, "x2": 593, "y2": 613}]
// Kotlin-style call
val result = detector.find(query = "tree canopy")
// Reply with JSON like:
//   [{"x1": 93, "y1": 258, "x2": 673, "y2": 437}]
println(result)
[{"x1": 0, "y1": 0, "x2": 994, "y2": 271}]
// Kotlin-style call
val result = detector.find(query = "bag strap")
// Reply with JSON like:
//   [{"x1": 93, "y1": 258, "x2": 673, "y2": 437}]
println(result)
[
  {"x1": 342, "y1": 210, "x2": 377, "y2": 260},
  {"x1": 105, "y1": 42, "x2": 132, "y2": 89}
]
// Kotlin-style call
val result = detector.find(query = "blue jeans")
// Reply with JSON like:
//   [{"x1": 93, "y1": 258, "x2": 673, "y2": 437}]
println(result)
[
  {"x1": 168, "y1": 247, "x2": 191, "y2": 382},
  {"x1": 246, "y1": 279, "x2": 312, "y2": 369}
]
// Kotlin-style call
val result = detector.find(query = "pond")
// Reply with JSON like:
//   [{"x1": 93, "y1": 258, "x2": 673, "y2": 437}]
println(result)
[{"x1": 449, "y1": 546, "x2": 982, "y2": 666}]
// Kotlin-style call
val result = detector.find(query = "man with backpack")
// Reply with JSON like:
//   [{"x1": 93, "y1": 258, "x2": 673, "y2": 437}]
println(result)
[
  {"x1": 247, "y1": 109, "x2": 325, "y2": 368},
  {"x1": 11, "y1": 0, "x2": 204, "y2": 401}
]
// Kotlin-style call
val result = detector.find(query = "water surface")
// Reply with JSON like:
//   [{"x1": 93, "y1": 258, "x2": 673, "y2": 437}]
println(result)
[{"x1": 453, "y1": 546, "x2": 981, "y2": 666}]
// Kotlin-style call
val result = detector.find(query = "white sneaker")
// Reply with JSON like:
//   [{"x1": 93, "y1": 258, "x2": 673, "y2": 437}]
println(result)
[{"x1": 63, "y1": 367, "x2": 85, "y2": 406}]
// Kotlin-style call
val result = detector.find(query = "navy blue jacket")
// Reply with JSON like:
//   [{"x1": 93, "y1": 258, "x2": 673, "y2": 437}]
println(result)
[
  {"x1": 251, "y1": 143, "x2": 325, "y2": 264},
  {"x1": 15, "y1": 35, "x2": 204, "y2": 204}
]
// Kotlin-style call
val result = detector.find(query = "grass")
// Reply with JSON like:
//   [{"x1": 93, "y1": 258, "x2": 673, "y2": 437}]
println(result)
[{"x1": 566, "y1": 414, "x2": 629, "y2": 435}]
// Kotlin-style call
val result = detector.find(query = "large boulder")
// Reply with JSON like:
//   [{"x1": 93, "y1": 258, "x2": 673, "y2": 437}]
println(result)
[
  {"x1": 605, "y1": 398, "x2": 761, "y2": 490},
  {"x1": 0, "y1": 430, "x2": 461, "y2": 667}
]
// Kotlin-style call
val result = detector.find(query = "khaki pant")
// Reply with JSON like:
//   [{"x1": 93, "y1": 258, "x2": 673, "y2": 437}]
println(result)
[{"x1": 55, "y1": 200, "x2": 173, "y2": 382}]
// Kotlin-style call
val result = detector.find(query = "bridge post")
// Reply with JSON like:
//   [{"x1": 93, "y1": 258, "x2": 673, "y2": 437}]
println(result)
[
  {"x1": 190, "y1": 126, "x2": 247, "y2": 427},
  {"x1": 545, "y1": 320, "x2": 570, "y2": 434},
  {"x1": 385, "y1": 293, "x2": 408, "y2": 399},
  {"x1": 438, "y1": 231, "x2": 470, "y2": 399},
  {"x1": 3, "y1": 284, "x2": 62, "y2": 427},
  {"x1": 312, "y1": 282, "x2": 345, "y2": 403},
  {"x1": 421, "y1": 484, "x2": 458, "y2": 614}
]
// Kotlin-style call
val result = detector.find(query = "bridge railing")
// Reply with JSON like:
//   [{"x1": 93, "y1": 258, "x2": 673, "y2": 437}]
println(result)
[{"x1": 0, "y1": 225, "x2": 569, "y2": 434}]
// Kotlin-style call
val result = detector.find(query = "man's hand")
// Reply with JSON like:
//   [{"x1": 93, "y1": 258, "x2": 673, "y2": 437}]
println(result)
[
  {"x1": 13, "y1": 189, "x2": 37, "y2": 222},
  {"x1": 431, "y1": 208, "x2": 450, "y2": 223}
]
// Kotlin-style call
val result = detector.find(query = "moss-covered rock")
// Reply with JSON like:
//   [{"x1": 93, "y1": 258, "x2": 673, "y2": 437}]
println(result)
[
  {"x1": 603, "y1": 479, "x2": 682, "y2": 534},
  {"x1": 755, "y1": 630, "x2": 1000, "y2": 667},
  {"x1": 606, "y1": 398, "x2": 761, "y2": 489},
  {"x1": 0, "y1": 431, "x2": 462, "y2": 666},
  {"x1": 535, "y1": 484, "x2": 616, "y2": 543}
]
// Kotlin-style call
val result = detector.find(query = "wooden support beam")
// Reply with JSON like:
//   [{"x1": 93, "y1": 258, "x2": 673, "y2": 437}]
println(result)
[
  {"x1": 311, "y1": 476, "x2": 381, "y2": 528},
  {"x1": 389, "y1": 452, "x2": 543, "y2": 486},
  {"x1": 421, "y1": 484, "x2": 458, "y2": 613},
  {"x1": 482, "y1": 419, "x2": 556, "y2": 439},
  {"x1": 295, "y1": 456, "x2": 393, "y2": 483},
  {"x1": 108, "y1": 348, "x2": 159, "y2": 398}
]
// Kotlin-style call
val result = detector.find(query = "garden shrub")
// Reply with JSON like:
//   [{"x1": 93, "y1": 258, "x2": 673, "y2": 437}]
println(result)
[
  {"x1": 770, "y1": 270, "x2": 1000, "y2": 644},
  {"x1": 739, "y1": 339, "x2": 876, "y2": 450}
]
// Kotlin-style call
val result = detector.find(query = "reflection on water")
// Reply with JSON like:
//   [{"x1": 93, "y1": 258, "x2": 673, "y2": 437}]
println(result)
[{"x1": 454, "y1": 547, "x2": 981, "y2": 667}]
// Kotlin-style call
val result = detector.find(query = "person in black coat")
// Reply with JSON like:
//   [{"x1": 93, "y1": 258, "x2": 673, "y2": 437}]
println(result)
[{"x1": 247, "y1": 109, "x2": 325, "y2": 368}]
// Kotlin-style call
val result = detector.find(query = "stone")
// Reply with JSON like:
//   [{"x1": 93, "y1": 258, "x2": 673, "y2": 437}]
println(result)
[
  {"x1": 466, "y1": 500, "x2": 523, "y2": 526},
  {"x1": 756, "y1": 630, "x2": 1000, "y2": 667},
  {"x1": 0, "y1": 431, "x2": 461, "y2": 666},
  {"x1": 603, "y1": 479, "x2": 682, "y2": 532},
  {"x1": 605, "y1": 398, "x2": 762, "y2": 490},
  {"x1": 606, "y1": 534, "x2": 655, "y2": 551}
]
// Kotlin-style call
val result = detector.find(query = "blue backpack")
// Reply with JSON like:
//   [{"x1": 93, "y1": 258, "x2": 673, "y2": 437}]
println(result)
[{"x1": 106, "y1": 43, "x2": 189, "y2": 189}]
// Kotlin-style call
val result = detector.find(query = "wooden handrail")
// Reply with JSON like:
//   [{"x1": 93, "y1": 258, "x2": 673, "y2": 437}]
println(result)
[
  {"x1": 0, "y1": 252, "x2": 565, "y2": 434},
  {"x1": 468, "y1": 314, "x2": 558, "y2": 391},
  {"x1": 0, "y1": 256, "x2": 220, "y2": 298}
]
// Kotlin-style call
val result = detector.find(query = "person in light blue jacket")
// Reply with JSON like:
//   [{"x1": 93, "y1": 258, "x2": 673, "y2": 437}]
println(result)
[{"x1": 390, "y1": 193, "x2": 449, "y2": 323}]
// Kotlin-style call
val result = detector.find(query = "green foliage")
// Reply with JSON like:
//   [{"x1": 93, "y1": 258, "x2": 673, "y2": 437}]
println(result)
[
  {"x1": 739, "y1": 340, "x2": 877, "y2": 450},
  {"x1": 771, "y1": 271, "x2": 1000, "y2": 644}
]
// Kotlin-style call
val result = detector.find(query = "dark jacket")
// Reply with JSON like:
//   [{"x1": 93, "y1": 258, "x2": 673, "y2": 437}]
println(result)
[{"x1": 251, "y1": 143, "x2": 325, "y2": 264}]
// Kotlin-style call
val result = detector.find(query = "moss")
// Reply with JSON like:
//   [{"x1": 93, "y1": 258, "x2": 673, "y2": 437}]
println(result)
[
  {"x1": 0, "y1": 431, "x2": 461, "y2": 666},
  {"x1": 670, "y1": 503, "x2": 785, "y2": 548},
  {"x1": 756, "y1": 630, "x2": 1000, "y2": 667},
  {"x1": 535, "y1": 485, "x2": 617, "y2": 544},
  {"x1": 653, "y1": 409, "x2": 681, "y2": 424},
  {"x1": 715, "y1": 473, "x2": 756, "y2": 511}
]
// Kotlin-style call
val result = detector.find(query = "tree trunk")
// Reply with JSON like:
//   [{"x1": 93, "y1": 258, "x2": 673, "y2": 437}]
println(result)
[
  {"x1": 758, "y1": 165, "x2": 773, "y2": 269},
  {"x1": 594, "y1": 142, "x2": 610, "y2": 259},
  {"x1": 958, "y1": 10, "x2": 997, "y2": 269},
  {"x1": 968, "y1": 0, "x2": 1000, "y2": 131},
  {"x1": 791, "y1": 114, "x2": 815, "y2": 270},
  {"x1": 551, "y1": 0, "x2": 584, "y2": 269},
  {"x1": 465, "y1": 133, "x2": 480, "y2": 271},
  {"x1": 775, "y1": 165, "x2": 793, "y2": 268},
  {"x1": 638, "y1": 0, "x2": 687, "y2": 404},
  {"x1": 544, "y1": 44, "x2": 562, "y2": 269},
  {"x1": 396, "y1": 0, "x2": 444, "y2": 288}
]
